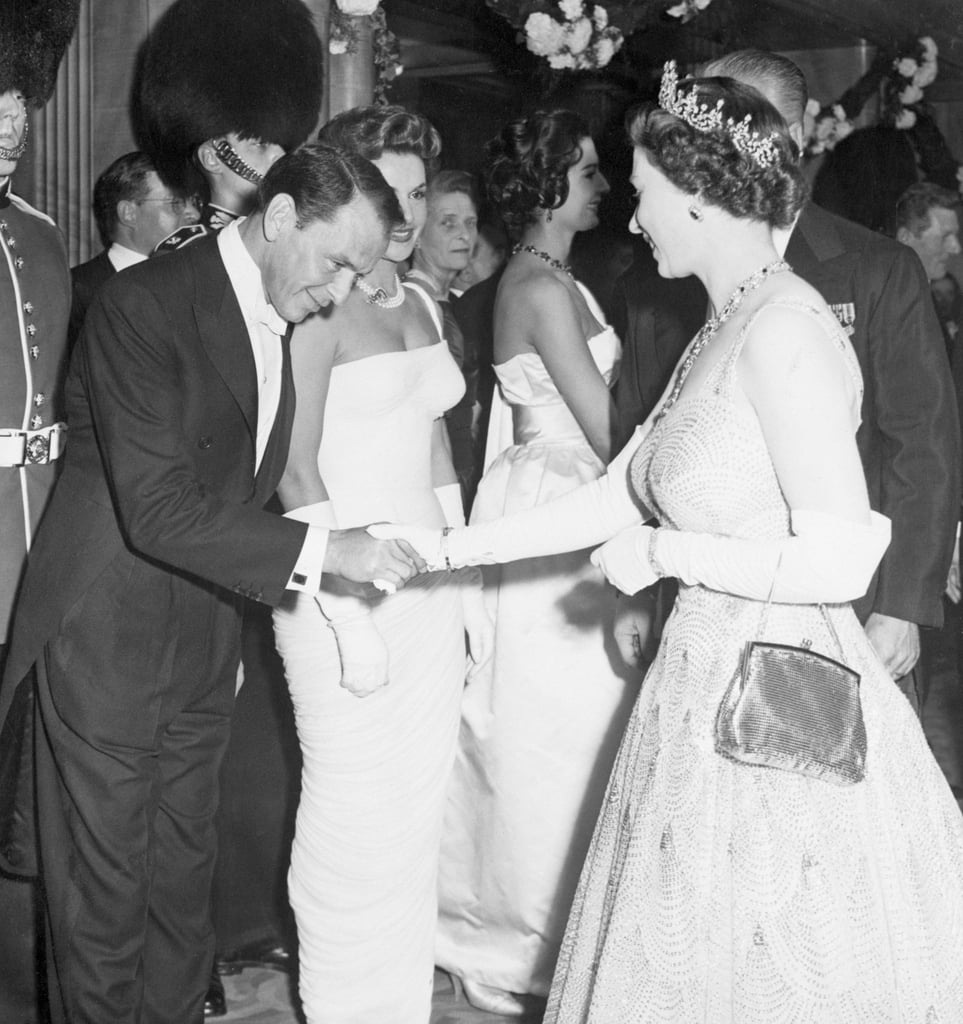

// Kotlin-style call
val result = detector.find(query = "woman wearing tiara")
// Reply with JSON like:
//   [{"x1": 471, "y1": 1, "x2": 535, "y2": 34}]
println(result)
[
  {"x1": 379, "y1": 67, "x2": 963, "y2": 1021},
  {"x1": 435, "y1": 109, "x2": 637, "y2": 1016},
  {"x1": 271, "y1": 106, "x2": 492, "y2": 1023}
]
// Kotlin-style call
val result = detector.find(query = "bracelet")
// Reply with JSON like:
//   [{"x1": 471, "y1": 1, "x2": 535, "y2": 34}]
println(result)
[
  {"x1": 442, "y1": 526, "x2": 454, "y2": 572},
  {"x1": 646, "y1": 529, "x2": 665, "y2": 579}
]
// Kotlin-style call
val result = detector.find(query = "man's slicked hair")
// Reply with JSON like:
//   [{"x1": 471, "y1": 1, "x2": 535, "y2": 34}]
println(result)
[
  {"x1": 896, "y1": 182, "x2": 961, "y2": 237},
  {"x1": 702, "y1": 50, "x2": 808, "y2": 128},
  {"x1": 256, "y1": 142, "x2": 403, "y2": 235}
]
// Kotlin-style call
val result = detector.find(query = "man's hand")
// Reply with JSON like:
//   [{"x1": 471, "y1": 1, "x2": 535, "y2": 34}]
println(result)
[
  {"x1": 324, "y1": 528, "x2": 424, "y2": 590},
  {"x1": 946, "y1": 533, "x2": 960, "y2": 604},
  {"x1": 612, "y1": 588, "x2": 658, "y2": 672},
  {"x1": 864, "y1": 612, "x2": 920, "y2": 679}
]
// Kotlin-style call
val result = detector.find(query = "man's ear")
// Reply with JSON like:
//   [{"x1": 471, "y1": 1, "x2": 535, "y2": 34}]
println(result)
[
  {"x1": 196, "y1": 141, "x2": 223, "y2": 177},
  {"x1": 116, "y1": 199, "x2": 138, "y2": 228},
  {"x1": 896, "y1": 226, "x2": 913, "y2": 247},
  {"x1": 262, "y1": 193, "x2": 297, "y2": 241}
]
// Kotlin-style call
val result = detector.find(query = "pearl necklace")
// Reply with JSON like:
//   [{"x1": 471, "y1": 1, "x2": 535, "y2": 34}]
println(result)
[
  {"x1": 656, "y1": 259, "x2": 791, "y2": 421},
  {"x1": 511, "y1": 243, "x2": 573, "y2": 277},
  {"x1": 355, "y1": 273, "x2": 406, "y2": 309}
]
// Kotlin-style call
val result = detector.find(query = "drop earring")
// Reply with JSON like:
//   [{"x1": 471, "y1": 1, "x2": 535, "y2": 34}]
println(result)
[
  {"x1": 546, "y1": 209, "x2": 553, "y2": 222},
  {"x1": 688, "y1": 205, "x2": 703, "y2": 222}
]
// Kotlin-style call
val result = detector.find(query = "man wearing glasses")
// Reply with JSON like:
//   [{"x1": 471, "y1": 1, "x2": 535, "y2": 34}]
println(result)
[{"x1": 68, "y1": 151, "x2": 200, "y2": 350}]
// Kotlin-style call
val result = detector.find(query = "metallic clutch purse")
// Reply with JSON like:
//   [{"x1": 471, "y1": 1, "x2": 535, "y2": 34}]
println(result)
[{"x1": 715, "y1": 562, "x2": 866, "y2": 786}]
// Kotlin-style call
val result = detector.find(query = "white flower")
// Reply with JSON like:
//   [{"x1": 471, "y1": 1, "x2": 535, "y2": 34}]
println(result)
[
  {"x1": 328, "y1": 36, "x2": 349, "y2": 55},
  {"x1": 548, "y1": 50, "x2": 577, "y2": 69},
  {"x1": 894, "y1": 108, "x2": 917, "y2": 129},
  {"x1": 831, "y1": 104, "x2": 846, "y2": 121},
  {"x1": 913, "y1": 61, "x2": 938, "y2": 88},
  {"x1": 525, "y1": 12, "x2": 566, "y2": 56},
  {"x1": 834, "y1": 119, "x2": 854, "y2": 142},
  {"x1": 666, "y1": 1, "x2": 689, "y2": 17},
  {"x1": 566, "y1": 16, "x2": 593, "y2": 55},
  {"x1": 695, "y1": 0, "x2": 712, "y2": 8},
  {"x1": 805, "y1": 98, "x2": 822, "y2": 117},
  {"x1": 899, "y1": 82, "x2": 924, "y2": 105},
  {"x1": 895, "y1": 56, "x2": 919, "y2": 77},
  {"x1": 814, "y1": 116, "x2": 835, "y2": 142},
  {"x1": 559, "y1": 0, "x2": 584, "y2": 20},
  {"x1": 592, "y1": 5, "x2": 608, "y2": 29},
  {"x1": 920, "y1": 36, "x2": 938, "y2": 61},
  {"x1": 336, "y1": 0, "x2": 379, "y2": 14},
  {"x1": 393, "y1": 64, "x2": 404, "y2": 78}
]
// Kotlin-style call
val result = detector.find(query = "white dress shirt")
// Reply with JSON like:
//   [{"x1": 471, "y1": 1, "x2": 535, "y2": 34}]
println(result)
[{"x1": 217, "y1": 219, "x2": 328, "y2": 593}]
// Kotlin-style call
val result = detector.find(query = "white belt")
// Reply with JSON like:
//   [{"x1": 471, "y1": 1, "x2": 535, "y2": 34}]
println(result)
[{"x1": 0, "y1": 422, "x2": 67, "y2": 467}]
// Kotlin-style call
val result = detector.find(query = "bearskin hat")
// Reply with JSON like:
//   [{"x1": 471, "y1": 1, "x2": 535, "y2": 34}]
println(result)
[
  {"x1": 0, "y1": 0, "x2": 81, "y2": 106},
  {"x1": 134, "y1": 0, "x2": 324, "y2": 194}
]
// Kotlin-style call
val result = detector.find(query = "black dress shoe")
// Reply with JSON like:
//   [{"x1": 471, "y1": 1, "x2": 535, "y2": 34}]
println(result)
[
  {"x1": 217, "y1": 939, "x2": 294, "y2": 975},
  {"x1": 203, "y1": 967, "x2": 227, "y2": 1018}
]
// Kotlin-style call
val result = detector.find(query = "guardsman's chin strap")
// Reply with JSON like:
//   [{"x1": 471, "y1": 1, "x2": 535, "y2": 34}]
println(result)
[
  {"x1": 211, "y1": 138, "x2": 263, "y2": 185},
  {"x1": 0, "y1": 117, "x2": 28, "y2": 162}
]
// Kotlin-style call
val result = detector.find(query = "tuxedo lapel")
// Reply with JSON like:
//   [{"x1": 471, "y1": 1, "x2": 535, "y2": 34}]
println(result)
[
  {"x1": 190, "y1": 244, "x2": 259, "y2": 442},
  {"x1": 254, "y1": 324, "x2": 295, "y2": 502}
]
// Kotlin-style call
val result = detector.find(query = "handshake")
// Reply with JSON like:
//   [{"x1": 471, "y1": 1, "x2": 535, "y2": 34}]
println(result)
[{"x1": 317, "y1": 521, "x2": 492, "y2": 700}]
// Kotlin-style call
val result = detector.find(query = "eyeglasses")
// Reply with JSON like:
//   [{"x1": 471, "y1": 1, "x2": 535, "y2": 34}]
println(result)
[{"x1": 136, "y1": 196, "x2": 199, "y2": 214}]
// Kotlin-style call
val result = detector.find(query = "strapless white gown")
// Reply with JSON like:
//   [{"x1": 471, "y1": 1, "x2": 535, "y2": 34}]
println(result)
[
  {"x1": 436, "y1": 286, "x2": 637, "y2": 997},
  {"x1": 273, "y1": 289, "x2": 467, "y2": 1023}
]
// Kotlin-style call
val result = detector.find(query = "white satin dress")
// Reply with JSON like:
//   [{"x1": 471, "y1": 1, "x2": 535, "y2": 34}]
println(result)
[
  {"x1": 273, "y1": 286, "x2": 466, "y2": 1023},
  {"x1": 436, "y1": 284, "x2": 638, "y2": 997}
]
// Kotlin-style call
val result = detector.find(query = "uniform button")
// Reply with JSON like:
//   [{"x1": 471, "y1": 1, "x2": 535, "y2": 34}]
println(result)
[
  {"x1": 29, "y1": 345, "x2": 38, "y2": 359},
  {"x1": 26, "y1": 323, "x2": 36, "y2": 336},
  {"x1": 4, "y1": 845, "x2": 22, "y2": 867},
  {"x1": 30, "y1": 415, "x2": 43, "y2": 429},
  {"x1": 6, "y1": 236, "x2": 15, "y2": 248},
  {"x1": 197, "y1": 435, "x2": 213, "y2": 449},
  {"x1": 14, "y1": 256, "x2": 23, "y2": 270},
  {"x1": 33, "y1": 393, "x2": 45, "y2": 407},
  {"x1": 22, "y1": 301, "x2": 33, "y2": 314}
]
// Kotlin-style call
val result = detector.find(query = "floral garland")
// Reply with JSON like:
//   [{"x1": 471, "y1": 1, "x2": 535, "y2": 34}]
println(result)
[
  {"x1": 487, "y1": 0, "x2": 712, "y2": 72},
  {"x1": 883, "y1": 36, "x2": 938, "y2": 130},
  {"x1": 803, "y1": 35, "x2": 939, "y2": 156},
  {"x1": 329, "y1": 0, "x2": 403, "y2": 103}
]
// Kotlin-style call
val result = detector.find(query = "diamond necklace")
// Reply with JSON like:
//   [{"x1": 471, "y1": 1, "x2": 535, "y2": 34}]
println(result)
[
  {"x1": 656, "y1": 259, "x2": 791, "y2": 421},
  {"x1": 354, "y1": 273, "x2": 405, "y2": 309},
  {"x1": 511, "y1": 243, "x2": 573, "y2": 277}
]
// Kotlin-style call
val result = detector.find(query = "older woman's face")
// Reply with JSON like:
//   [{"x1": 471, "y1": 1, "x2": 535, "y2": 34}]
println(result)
[
  {"x1": 372, "y1": 150, "x2": 428, "y2": 264},
  {"x1": 628, "y1": 146, "x2": 697, "y2": 279},
  {"x1": 419, "y1": 191, "x2": 478, "y2": 273}
]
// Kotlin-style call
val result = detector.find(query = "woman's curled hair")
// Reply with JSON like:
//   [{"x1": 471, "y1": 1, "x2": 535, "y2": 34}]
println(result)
[
  {"x1": 485, "y1": 109, "x2": 590, "y2": 237},
  {"x1": 627, "y1": 77, "x2": 807, "y2": 228},
  {"x1": 318, "y1": 104, "x2": 441, "y2": 174}
]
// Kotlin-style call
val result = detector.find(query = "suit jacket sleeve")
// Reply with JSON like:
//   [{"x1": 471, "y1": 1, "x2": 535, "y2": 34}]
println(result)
[
  {"x1": 79, "y1": 273, "x2": 307, "y2": 606},
  {"x1": 861, "y1": 246, "x2": 961, "y2": 626}
]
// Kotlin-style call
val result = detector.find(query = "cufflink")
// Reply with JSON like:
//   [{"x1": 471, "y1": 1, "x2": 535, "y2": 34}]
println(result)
[{"x1": 292, "y1": 572, "x2": 307, "y2": 586}]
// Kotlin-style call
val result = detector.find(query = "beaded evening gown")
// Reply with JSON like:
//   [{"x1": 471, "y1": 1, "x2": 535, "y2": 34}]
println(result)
[
  {"x1": 544, "y1": 299, "x2": 963, "y2": 1023},
  {"x1": 272, "y1": 285, "x2": 466, "y2": 1024},
  {"x1": 436, "y1": 284, "x2": 637, "y2": 998}
]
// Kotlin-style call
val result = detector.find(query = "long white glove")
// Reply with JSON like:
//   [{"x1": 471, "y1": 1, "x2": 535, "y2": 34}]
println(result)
[
  {"x1": 435, "y1": 484, "x2": 494, "y2": 679},
  {"x1": 590, "y1": 508, "x2": 891, "y2": 604},
  {"x1": 286, "y1": 502, "x2": 389, "y2": 698},
  {"x1": 370, "y1": 429, "x2": 647, "y2": 569}
]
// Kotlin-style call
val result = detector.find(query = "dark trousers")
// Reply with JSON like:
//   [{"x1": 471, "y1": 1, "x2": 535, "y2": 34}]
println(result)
[
  {"x1": 0, "y1": 644, "x2": 47, "y2": 1024},
  {"x1": 34, "y1": 562, "x2": 242, "y2": 1024}
]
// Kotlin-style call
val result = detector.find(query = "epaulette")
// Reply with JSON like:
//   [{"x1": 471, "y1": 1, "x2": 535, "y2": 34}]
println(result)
[{"x1": 152, "y1": 223, "x2": 211, "y2": 256}]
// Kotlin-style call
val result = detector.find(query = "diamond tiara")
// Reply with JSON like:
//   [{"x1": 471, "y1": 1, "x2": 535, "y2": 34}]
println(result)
[{"x1": 657, "y1": 60, "x2": 780, "y2": 169}]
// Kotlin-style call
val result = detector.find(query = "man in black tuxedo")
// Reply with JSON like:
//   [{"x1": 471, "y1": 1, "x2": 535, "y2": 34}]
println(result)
[
  {"x1": 68, "y1": 151, "x2": 199, "y2": 351},
  {"x1": 0, "y1": 143, "x2": 422, "y2": 1024},
  {"x1": 614, "y1": 50, "x2": 960, "y2": 707}
]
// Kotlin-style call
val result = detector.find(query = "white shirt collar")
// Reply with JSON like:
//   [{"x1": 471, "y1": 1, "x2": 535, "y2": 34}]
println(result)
[
  {"x1": 217, "y1": 218, "x2": 287, "y2": 336},
  {"x1": 107, "y1": 242, "x2": 148, "y2": 272},
  {"x1": 772, "y1": 210, "x2": 801, "y2": 260}
]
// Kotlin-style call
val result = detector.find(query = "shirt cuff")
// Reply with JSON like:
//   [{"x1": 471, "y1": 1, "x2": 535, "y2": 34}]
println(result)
[{"x1": 287, "y1": 525, "x2": 329, "y2": 593}]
